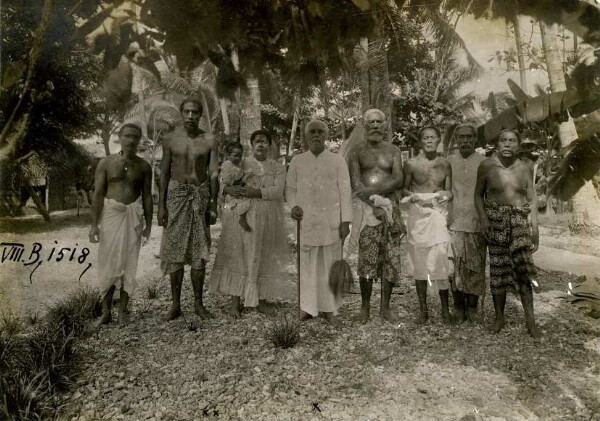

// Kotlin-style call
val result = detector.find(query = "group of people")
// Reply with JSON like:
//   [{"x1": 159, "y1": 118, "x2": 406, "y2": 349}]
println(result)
[{"x1": 89, "y1": 98, "x2": 541, "y2": 338}]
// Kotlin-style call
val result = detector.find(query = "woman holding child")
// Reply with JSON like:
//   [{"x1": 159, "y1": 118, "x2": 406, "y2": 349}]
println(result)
[{"x1": 210, "y1": 130, "x2": 290, "y2": 317}]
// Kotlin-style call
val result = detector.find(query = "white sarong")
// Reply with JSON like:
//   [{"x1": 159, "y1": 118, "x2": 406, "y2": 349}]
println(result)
[
  {"x1": 300, "y1": 240, "x2": 342, "y2": 317},
  {"x1": 98, "y1": 198, "x2": 144, "y2": 296},
  {"x1": 402, "y1": 193, "x2": 450, "y2": 291}
]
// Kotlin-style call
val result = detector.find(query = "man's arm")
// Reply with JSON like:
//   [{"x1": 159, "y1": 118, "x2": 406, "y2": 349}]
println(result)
[
  {"x1": 401, "y1": 160, "x2": 413, "y2": 198},
  {"x1": 141, "y1": 161, "x2": 153, "y2": 239},
  {"x1": 525, "y1": 165, "x2": 539, "y2": 252},
  {"x1": 89, "y1": 158, "x2": 108, "y2": 243},
  {"x1": 438, "y1": 160, "x2": 453, "y2": 202},
  {"x1": 207, "y1": 138, "x2": 219, "y2": 224},
  {"x1": 474, "y1": 160, "x2": 489, "y2": 237},
  {"x1": 285, "y1": 156, "x2": 302, "y2": 220},
  {"x1": 158, "y1": 138, "x2": 171, "y2": 226},
  {"x1": 337, "y1": 156, "x2": 353, "y2": 239},
  {"x1": 348, "y1": 148, "x2": 364, "y2": 192}
]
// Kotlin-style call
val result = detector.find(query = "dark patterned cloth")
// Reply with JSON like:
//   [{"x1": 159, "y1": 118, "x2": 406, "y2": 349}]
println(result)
[
  {"x1": 160, "y1": 181, "x2": 211, "y2": 274},
  {"x1": 357, "y1": 199, "x2": 403, "y2": 283},
  {"x1": 450, "y1": 231, "x2": 487, "y2": 296},
  {"x1": 485, "y1": 198, "x2": 535, "y2": 294}
]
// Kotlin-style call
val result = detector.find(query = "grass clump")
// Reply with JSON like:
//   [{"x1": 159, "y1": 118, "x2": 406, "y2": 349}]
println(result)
[
  {"x1": 0, "y1": 287, "x2": 101, "y2": 421},
  {"x1": 266, "y1": 314, "x2": 301, "y2": 349},
  {"x1": 147, "y1": 283, "x2": 158, "y2": 300}
]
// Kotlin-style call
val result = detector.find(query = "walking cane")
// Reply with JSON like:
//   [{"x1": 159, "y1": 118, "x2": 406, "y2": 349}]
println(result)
[{"x1": 296, "y1": 218, "x2": 301, "y2": 315}]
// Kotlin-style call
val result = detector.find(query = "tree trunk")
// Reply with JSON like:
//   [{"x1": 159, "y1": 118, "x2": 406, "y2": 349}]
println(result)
[
  {"x1": 540, "y1": 21, "x2": 600, "y2": 224},
  {"x1": 239, "y1": 76, "x2": 261, "y2": 155},
  {"x1": 17, "y1": 167, "x2": 50, "y2": 222},
  {"x1": 0, "y1": 0, "x2": 55, "y2": 164},
  {"x1": 512, "y1": 13, "x2": 529, "y2": 96}
]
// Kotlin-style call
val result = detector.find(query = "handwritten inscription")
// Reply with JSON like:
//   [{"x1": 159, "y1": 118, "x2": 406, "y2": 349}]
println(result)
[{"x1": 0, "y1": 241, "x2": 92, "y2": 283}]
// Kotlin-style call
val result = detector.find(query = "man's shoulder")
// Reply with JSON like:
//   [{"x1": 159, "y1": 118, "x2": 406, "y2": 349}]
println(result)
[
  {"x1": 134, "y1": 156, "x2": 152, "y2": 172},
  {"x1": 479, "y1": 156, "x2": 497, "y2": 171}
]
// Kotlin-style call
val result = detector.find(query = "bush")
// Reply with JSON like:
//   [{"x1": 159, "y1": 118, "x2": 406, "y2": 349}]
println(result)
[
  {"x1": 0, "y1": 287, "x2": 101, "y2": 420},
  {"x1": 266, "y1": 314, "x2": 301, "y2": 349}
]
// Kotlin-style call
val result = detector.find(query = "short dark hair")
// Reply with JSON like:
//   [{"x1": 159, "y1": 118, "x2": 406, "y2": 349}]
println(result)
[
  {"x1": 454, "y1": 124, "x2": 477, "y2": 138},
  {"x1": 418, "y1": 126, "x2": 441, "y2": 140},
  {"x1": 179, "y1": 97, "x2": 203, "y2": 114},
  {"x1": 119, "y1": 123, "x2": 142, "y2": 137},
  {"x1": 225, "y1": 142, "x2": 244, "y2": 155},
  {"x1": 497, "y1": 129, "x2": 521, "y2": 143},
  {"x1": 250, "y1": 129, "x2": 272, "y2": 145}
]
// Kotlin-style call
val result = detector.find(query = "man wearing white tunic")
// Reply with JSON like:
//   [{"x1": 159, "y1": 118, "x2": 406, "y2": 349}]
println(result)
[
  {"x1": 286, "y1": 120, "x2": 353, "y2": 326},
  {"x1": 89, "y1": 124, "x2": 152, "y2": 326}
]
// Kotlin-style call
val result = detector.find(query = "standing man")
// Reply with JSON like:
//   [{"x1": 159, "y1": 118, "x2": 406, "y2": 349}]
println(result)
[
  {"x1": 348, "y1": 109, "x2": 405, "y2": 324},
  {"x1": 447, "y1": 124, "x2": 486, "y2": 323},
  {"x1": 89, "y1": 123, "x2": 152, "y2": 326},
  {"x1": 286, "y1": 120, "x2": 353, "y2": 327},
  {"x1": 475, "y1": 129, "x2": 541, "y2": 338},
  {"x1": 158, "y1": 98, "x2": 218, "y2": 321},
  {"x1": 403, "y1": 127, "x2": 453, "y2": 324}
]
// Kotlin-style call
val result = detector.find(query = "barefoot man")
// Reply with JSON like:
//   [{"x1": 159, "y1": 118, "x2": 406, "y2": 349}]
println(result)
[
  {"x1": 402, "y1": 127, "x2": 453, "y2": 324},
  {"x1": 286, "y1": 119, "x2": 352, "y2": 326},
  {"x1": 475, "y1": 129, "x2": 541, "y2": 338},
  {"x1": 447, "y1": 124, "x2": 486, "y2": 322},
  {"x1": 158, "y1": 98, "x2": 218, "y2": 320},
  {"x1": 89, "y1": 123, "x2": 152, "y2": 326},
  {"x1": 348, "y1": 109, "x2": 405, "y2": 324}
]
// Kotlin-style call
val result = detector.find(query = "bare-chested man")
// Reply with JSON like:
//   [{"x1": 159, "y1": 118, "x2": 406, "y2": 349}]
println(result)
[
  {"x1": 89, "y1": 123, "x2": 152, "y2": 326},
  {"x1": 158, "y1": 98, "x2": 218, "y2": 321},
  {"x1": 475, "y1": 129, "x2": 541, "y2": 338},
  {"x1": 348, "y1": 109, "x2": 405, "y2": 324},
  {"x1": 403, "y1": 127, "x2": 452, "y2": 324}
]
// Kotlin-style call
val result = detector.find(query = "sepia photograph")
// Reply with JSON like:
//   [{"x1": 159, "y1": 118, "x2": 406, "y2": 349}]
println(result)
[{"x1": 0, "y1": 1, "x2": 599, "y2": 420}]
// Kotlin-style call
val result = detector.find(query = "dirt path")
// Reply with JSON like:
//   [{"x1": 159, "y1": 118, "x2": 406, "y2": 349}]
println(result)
[{"x1": 535, "y1": 245, "x2": 600, "y2": 280}]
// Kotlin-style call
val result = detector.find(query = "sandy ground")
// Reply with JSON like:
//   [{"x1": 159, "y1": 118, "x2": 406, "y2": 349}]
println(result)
[{"x1": 1, "y1": 210, "x2": 599, "y2": 421}]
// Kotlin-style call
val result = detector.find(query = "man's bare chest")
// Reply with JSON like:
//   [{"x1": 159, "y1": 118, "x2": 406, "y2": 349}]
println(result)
[
  {"x1": 358, "y1": 149, "x2": 393, "y2": 172},
  {"x1": 171, "y1": 138, "x2": 211, "y2": 159},
  {"x1": 411, "y1": 160, "x2": 446, "y2": 185}
]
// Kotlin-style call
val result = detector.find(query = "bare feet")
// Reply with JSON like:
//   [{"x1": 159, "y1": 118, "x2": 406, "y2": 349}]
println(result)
[
  {"x1": 526, "y1": 319, "x2": 542, "y2": 339},
  {"x1": 380, "y1": 308, "x2": 399, "y2": 324},
  {"x1": 441, "y1": 310, "x2": 452, "y2": 325},
  {"x1": 299, "y1": 310, "x2": 313, "y2": 321},
  {"x1": 165, "y1": 305, "x2": 183, "y2": 321},
  {"x1": 194, "y1": 302, "x2": 214, "y2": 319},
  {"x1": 416, "y1": 311, "x2": 429, "y2": 325},
  {"x1": 93, "y1": 312, "x2": 112, "y2": 329},
  {"x1": 359, "y1": 306, "x2": 370, "y2": 324},
  {"x1": 257, "y1": 301, "x2": 275, "y2": 316},
  {"x1": 324, "y1": 312, "x2": 341, "y2": 327},
  {"x1": 466, "y1": 307, "x2": 478, "y2": 323},
  {"x1": 225, "y1": 304, "x2": 242, "y2": 319},
  {"x1": 117, "y1": 309, "x2": 130, "y2": 326},
  {"x1": 492, "y1": 316, "x2": 505, "y2": 334},
  {"x1": 239, "y1": 215, "x2": 252, "y2": 232}
]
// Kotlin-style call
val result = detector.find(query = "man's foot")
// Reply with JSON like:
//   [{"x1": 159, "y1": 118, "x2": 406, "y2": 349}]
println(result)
[
  {"x1": 117, "y1": 309, "x2": 130, "y2": 326},
  {"x1": 525, "y1": 319, "x2": 542, "y2": 339},
  {"x1": 359, "y1": 306, "x2": 370, "y2": 324},
  {"x1": 299, "y1": 310, "x2": 313, "y2": 321},
  {"x1": 441, "y1": 308, "x2": 452, "y2": 325},
  {"x1": 165, "y1": 305, "x2": 183, "y2": 321},
  {"x1": 257, "y1": 301, "x2": 275, "y2": 316},
  {"x1": 93, "y1": 312, "x2": 112, "y2": 328},
  {"x1": 225, "y1": 303, "x2": 242, "y2": 319},
  {"x1": 324, "y1": 313, "x2": 341, "y2": 327},
  {"x1": 194, "y1": 302, "x2": 214, "y2": 319},
  {"x1": 466, "y1": 306, "x2": 478, "y2": 323},
  {"x1": 492, "y1": 316, "x2": 505, "y2": 334},
  {"x1": 380, "y1": 308, "x2": 399, "y2": 323},
  {"x1": 239, "y1": 217, "x2": 252, "y2": 232},
  {"x1": 453, "y1": 308, "x2": 466, "y2": 324},
  {"x1": 416, "y1": 311, "x2": 429, "y2": 325}
]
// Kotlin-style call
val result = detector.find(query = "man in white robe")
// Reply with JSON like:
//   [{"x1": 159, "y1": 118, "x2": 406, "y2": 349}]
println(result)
[
  {"x1": 286, "y1": 120, "x2": 353, "y2": 326},
  {"x1": 89, "y1": 123, "x2": 153, "y2": 326}
]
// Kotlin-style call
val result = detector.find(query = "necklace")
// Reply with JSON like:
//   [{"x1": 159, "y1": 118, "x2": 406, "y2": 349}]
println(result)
[{"x1": 119, "y1": 151, "x2": 129, "y2": 172}]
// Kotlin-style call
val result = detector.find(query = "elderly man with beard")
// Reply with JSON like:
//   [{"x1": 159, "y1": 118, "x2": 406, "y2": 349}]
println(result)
[
  {"x1": 403, "y1": 127, "x2": 453, "y2": 324},
  {"x1": 475, "y1": 129, "x2": 541, "y2": 338},
  {"x1": 348, "y1": 109, "x2": 405, "y2": 324},
  {"x1": 447, "y1": 124, "x2": 487, "y2": 323},
  {"x1": 286, "y1": 120, "x2": 353, "y2": 326}
]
